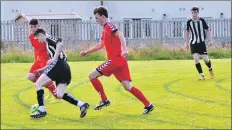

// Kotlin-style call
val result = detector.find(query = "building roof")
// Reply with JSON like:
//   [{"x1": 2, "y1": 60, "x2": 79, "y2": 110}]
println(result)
[{"x1": 14, "y1": 12, "x2": 82, "y2": 21}]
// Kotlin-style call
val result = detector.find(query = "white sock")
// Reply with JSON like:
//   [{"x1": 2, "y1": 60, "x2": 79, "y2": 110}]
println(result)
[
  {"x1": 39, "y1": 106, "x2": 46, "y2": 112},
  {"x1": 200, "y1": 73, "x2": 204, "y2": 76},
  {"x1": 77, "y1": 101, "x2": 85, "y2": 107}
]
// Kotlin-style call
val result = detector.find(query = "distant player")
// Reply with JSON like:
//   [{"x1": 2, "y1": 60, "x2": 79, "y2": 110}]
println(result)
[
  {"x1": 80, "y1": 6, "x2": 154, "y2": 114},
  {"x1": 27, "y1": 18, "x2": 57, "y2": 97},
  {"x1": 185, "y1": 7, "x2": 214, "y2": 80},
  {"x1": 30, "y1": 28, "x2": 89, "y2": 118}
]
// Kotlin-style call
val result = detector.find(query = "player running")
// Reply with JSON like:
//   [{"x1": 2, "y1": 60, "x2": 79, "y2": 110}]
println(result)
[
  {"x1": 185, "y1": 7, "x2": 214, "y2": 80},
  {"x1": 27, "y1": 18, "x2": 57, "y2": 97},
  {"x1": 80, "y1": 6, "x2": 154, "y2": 114},
  {"x1": 30, "y1": 28, "x2": 89, "y2": 118}
]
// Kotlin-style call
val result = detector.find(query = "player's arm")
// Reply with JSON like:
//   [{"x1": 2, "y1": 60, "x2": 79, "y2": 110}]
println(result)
[
  {"x1": 35, "y1": 65, "x2": 49, "y2": 73},
  {"x1": 115, "y1": 31, "x2": 128, "y2": 57},
  {"x1": 81, "y1": 40, "x2": 105, "y2": 56},
  {"x1": 202, "y1": 19, "x2": 212, "y2": 42},
  {"x1": 29, "y1": 36, "x2": 36, "y2": 62},
  {"x1": 53, "y1": 42, "x2": 63, "y2": 60}
]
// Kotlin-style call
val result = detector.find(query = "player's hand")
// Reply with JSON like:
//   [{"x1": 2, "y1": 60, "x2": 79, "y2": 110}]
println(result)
[
  {"x1": 208, "y1": 39, "x2": 213, "y2": 46},
  {"x1": 80, "y1": 51, "x2": 87, "y2": 56},
  {"x1": 47, "y1": 58, "x2": 56, "y2": 65},
  {"x1": 121, "y1": 51, "x2": 128, "y2": 59},
  {"x1": 35, "y1": 68, "x2": 44, "y2": 74},
  {"x1": 185, "y1": 43, "x2": 189, "y2": 50}
]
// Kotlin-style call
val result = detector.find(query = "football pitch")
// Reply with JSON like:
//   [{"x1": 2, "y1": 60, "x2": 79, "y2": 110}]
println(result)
[{"x1": 1, "y1": 59, "x2": 231, "y2": 129}]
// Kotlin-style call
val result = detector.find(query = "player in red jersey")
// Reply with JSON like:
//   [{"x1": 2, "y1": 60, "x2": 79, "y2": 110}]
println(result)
[
  {"x1": 27, "y1": 18, "x2": 58, "y2": 98},
  {"x1": 81, "y1": 6, "x2": 154, "y2": 114}
]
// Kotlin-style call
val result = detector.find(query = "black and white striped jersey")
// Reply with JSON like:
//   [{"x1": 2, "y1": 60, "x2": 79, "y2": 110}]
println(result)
[
  {"x1": 46, "y1": 35, "x2": 67, "y2": 60},
  {"x1": 186, "y1": 18, "x2": 209, "y2": 44}
]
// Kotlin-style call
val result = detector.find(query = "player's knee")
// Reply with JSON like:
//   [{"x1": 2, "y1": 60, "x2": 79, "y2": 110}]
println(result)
[
  {"x1": 88, "y1": 73, "x2": 93, "y2": 80},
  {"x1": 202, "y1": 55, "x2": 209, "y2": 63},
  {"x1": 56, "y1": 91, "x2": 64, "y2": 99},
  {"x1": 193, "y1": 57, "x2": 199, "y2": 64},
  {"x1": 27, "y1": 73, "x2": 35, "y2": 82},
  {"x1": 121, "y1": 81, "x2": 132, "y2": 91},
  {"x1": 56, "y1": 93, "x2": 64, "y2": 99},
  {"x1": 193, "y1": 54, "x2": 200, "y2": 64},
  {"x1": 88, "y1": 72, "x2": 96, "y2": 80}
]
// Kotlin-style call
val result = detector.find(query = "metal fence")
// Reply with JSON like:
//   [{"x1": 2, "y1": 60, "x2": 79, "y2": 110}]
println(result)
[{"x1": 1, "y1": 18, "x2": 231, "y2": 50}]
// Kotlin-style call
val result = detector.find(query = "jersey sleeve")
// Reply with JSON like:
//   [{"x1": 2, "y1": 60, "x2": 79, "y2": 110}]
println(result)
[
  {"x1": 46, "y1": 36, "x2": 62, "y2": 45},
  {"x1": 201, "y1": 18, "x2": 209, "y2": 30},
  {"x1": 29, "y1": 34, "x2": 35, "y2": 47},
  {"x1": 106, "y1": 22, "x2": 118, "y2": 33}
]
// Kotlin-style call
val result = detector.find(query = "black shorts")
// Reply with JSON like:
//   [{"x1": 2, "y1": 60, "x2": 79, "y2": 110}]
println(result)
[
  {"x1": 190, "y1": 41, "x2": 208, "y2": 55},
  {"x1": 44, "y1": 59, "x2": 71, "y2": 86}
]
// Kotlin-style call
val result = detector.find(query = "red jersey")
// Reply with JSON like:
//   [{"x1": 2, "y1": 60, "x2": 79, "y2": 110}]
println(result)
[
  {"x1": 101, "y1": 22, "x2": 122, "y2": 59},
  {"x1": 29, "y1": 34, "x2": 49, "y2": 62}
]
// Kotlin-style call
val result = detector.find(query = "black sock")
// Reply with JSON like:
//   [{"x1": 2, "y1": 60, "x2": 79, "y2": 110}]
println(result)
[
  {"x1": 37, "y1": 89, "x2": 44, "y2": 106},
  {"x1": 205, "y1": 60, "x2": 212, "y2": 71},
  {"x1": 62, "y1": 93, "x2": 79, "y2": 106},
  {"x1": 195, "y1": 63, "x2": 203, "y2": 74}
]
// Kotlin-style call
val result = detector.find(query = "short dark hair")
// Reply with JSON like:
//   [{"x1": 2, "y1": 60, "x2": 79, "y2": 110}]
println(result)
[
  {"x1": 93, "y1": 6, "x2": 108, "y2": 18},
  {"x1": 29, "y1": 18, "x2": 39, "y2": 25},
  {"x1": 34, "y1": 28, "x2": 46, "y2": 37},
  {"x1": 191, "y1": 7, "x2": 199, "y2": 12}
]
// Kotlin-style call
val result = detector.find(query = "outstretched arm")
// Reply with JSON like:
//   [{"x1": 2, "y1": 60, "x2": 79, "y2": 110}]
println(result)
[{"x1": 80, "y1": 40, "x2": 105, "y2": 56}]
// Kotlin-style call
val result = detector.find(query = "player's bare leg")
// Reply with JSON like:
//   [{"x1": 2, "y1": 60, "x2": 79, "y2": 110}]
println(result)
[
  {"x1": 56, "y1": 83, "x2": 89, "y2": 118},
  {"x1": 89, "y1": 69, "x2": 110, "y2": 110},
  {"x1": 27, "y1": 73, "x2": 37, "y2": 82},
  {"x1": 202, "y1": 55, "x2": 214, "y2": 79},
  {"x1": 30, "y1": 74, "x2": 51, "y2": 118},
  {"x1": 193, "y1": 53, "x2": 205, "y2": 80},
  {"x1": 28, "y1": 72, "x2": 58, "y2": 98},
  {"x1": 121, "y1": 80, "x2": 154, "y2": 114}
]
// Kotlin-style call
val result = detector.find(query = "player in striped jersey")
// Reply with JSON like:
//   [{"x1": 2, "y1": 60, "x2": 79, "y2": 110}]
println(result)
[
  {"x1": 30, "y1": 28, "x2": 89, "y2": 118},
  {"x1": 185, "y1": 7, "x2": 214, "y2": 80}
]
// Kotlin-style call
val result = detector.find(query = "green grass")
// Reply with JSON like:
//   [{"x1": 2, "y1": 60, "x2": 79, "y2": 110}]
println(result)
[
  {"x1": 1, "y1": 44, "x2": 231, "y2": 63},
  {"x1": 1, "y1": 59, "x2": 231, "y2": 129}
]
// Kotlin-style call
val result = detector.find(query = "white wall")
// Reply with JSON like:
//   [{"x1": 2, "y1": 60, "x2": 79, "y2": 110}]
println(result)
[{"x1": 1, "y1": 1, "x2": 231, "y2": 21}]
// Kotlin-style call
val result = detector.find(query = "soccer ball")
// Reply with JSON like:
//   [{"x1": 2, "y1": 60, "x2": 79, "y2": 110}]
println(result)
[{"x1": 30, "y1": 104, "x2": 39, "y2": 113}]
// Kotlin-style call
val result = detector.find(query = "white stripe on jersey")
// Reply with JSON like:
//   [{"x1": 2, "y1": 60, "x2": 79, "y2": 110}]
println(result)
[
  {"x1": 194, "y1": 22, "x2": 200, "y2": 43},
  {"x1": 199, "y1": 20, "x2": 205, "y2": 42},
  {"x1": 108, "y1": 23, "x2": 117, "y2": 32},
  {"x1": 190, "y1": 21, "x2": 196, "y2": 44},
  {"x1": 47, "y1": 35, "x2": 58, "y2": 43},
  {"x1": 49, "y1": 45, "x2": 56, "y2": 55}
]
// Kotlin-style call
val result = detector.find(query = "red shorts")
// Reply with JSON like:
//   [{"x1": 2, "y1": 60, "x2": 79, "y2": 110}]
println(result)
[
  {"x1": 29, "y1": 60, "x2": 48, "y2": 75},
  {"x1": 96, "y1": 57, "x2": 131, "y2": 82}
]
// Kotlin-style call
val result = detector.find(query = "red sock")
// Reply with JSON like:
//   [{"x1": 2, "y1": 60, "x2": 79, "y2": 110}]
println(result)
[
  {"x1": 90, "y1": 78, "x2": 108, "y2": 101},
  {"x1": 45, "y1": 81, "x2": 57, "y2": 97},
  {"x1": 129, "y1": 87, "x2": 150, "y2": 107}
]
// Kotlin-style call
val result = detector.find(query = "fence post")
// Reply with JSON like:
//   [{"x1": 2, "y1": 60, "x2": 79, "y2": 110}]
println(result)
[{"x1": 160, "y1": 20, "x2": 163, "y2": 43}]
